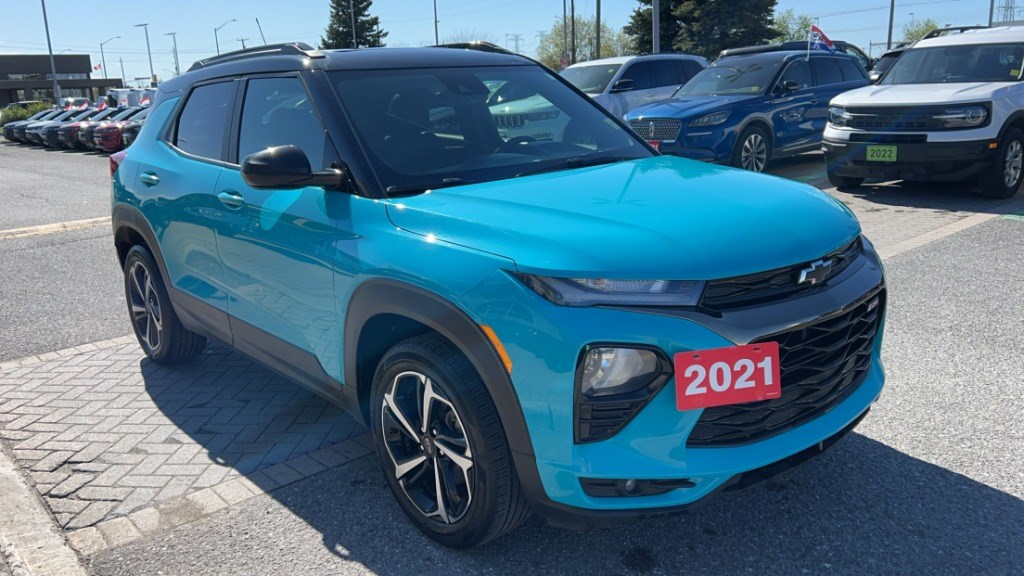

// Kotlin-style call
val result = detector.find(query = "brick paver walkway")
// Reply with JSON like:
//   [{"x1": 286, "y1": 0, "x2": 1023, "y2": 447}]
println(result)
[{"x1": 0, "y1": 339, "x2": 363, "y2": 531}]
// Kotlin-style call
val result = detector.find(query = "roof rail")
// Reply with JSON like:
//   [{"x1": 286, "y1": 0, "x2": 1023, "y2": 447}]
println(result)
[
  {"x1": 433, "y1": 41, "x2": 515, "y2": 55},
  {"x1": 187, "y1": 42, "x2": 325, "y2": 72},
  {"x1": 921, "y1": 25, "x2": 988, "y2": 40},
  {"x1": 718, "y1": 44, "x2": 785, "y2": 59}
]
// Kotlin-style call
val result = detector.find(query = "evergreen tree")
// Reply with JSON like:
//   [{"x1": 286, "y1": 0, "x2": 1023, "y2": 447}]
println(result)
[
  {"x1": 320, "y1": 0, "x2": 387, "y2": 50},
  {"x1": 623, "y1": 0, "x2": 683, "y2": 55},
  {"x1": 673, "y1": 0, "x2": 780, "y2": 59}
]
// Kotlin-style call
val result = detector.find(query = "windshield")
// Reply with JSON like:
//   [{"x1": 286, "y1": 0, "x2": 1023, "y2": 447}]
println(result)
[
  {"x1": 676, "y1": 58, "x2": 781, "y2": 96},
  {"x1": 111, "y1": 108, "x2": 140, "y2": 121},
  {"x1": 872, "y1": 53, "x2": 900, "y2": 77},
  {"x1": 882, "y1": 43, "x2": 1024, "y2": 84},
  {"x1": 330, "y1": 65, "x2": 649, "y2": 194},
  {"x1": 560, "y1": 64, "x2": 622, "y2": 94}
]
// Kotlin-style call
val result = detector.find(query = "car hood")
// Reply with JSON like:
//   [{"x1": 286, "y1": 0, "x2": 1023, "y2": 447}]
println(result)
[
  {"x1": 385, "y1": 156, "x2": 860, "y2": 279},
  {"x1": 626, "y1": 94, "x2": 759, "y2": 121},
  {"x1": 832, "y1": 82, "x2": 1010, "y2": 106}
]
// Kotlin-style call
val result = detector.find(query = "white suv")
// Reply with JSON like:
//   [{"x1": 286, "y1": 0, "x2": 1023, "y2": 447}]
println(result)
[
  {"x1": 823, "y1": 26, "x2": 1024, "y2": 198},
  {"x1": 560, "y1": 54, "x2": 707, "y2": 118}
]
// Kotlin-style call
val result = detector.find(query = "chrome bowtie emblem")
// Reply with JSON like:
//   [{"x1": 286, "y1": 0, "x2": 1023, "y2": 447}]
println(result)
[{"x1": 798, "y1": 258, "x2": 833, "y2": 285}]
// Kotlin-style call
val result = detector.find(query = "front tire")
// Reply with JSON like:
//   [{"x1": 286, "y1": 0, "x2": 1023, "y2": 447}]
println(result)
[
  {"x1": 980, "y1": 127, "x2": 1024, "y2": 199},
  {"x1": 827, "y1": 167, "x2": 864, "y2": 190},
  {"x1": 732, "y1": 126, "x2": 771, "y2": 172},
  {"x1": 123, "y1": 245, "x2": 206, "y2": 364},
  {"x1": 370, "y1": 333, "x2": 530, "y2": 548}
]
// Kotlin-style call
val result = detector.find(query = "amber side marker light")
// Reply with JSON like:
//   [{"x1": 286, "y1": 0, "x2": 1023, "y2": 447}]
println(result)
[
  {"x1": 989, "y1": 142, "x2": 999, "y2": 149},
  {"x1": 481, "y1": 325, "x2": 513, "y2": 374}
]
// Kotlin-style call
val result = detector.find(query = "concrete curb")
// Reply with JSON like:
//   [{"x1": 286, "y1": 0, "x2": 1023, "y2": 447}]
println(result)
[
  {"x1": 0, "y1": 440, "x2": 89, "y2": 576},
  {"x1": 0, "y1": 336, "x2": 136, "y2": 372}
]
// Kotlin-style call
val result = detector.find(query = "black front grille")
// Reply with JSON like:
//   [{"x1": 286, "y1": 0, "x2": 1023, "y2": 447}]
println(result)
[
  {"x1": 687, "y1": 287, "x2": 885, "y2": 447},
  {"x1": 849, "y1": 133, "x2": 927, "y2": 144},
  {"x1": 628, "y1": 118, "x2": 682, "y2": 142},
  {"x1": 845, "y1": 107, "x2": 944, "y2": 131},
  {"x1": 700, "y1": 238, "x2": 862, "y2": 311}
]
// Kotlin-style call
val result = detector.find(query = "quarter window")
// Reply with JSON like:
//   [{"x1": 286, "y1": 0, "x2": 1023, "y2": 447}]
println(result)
[
  {"x1": 238, "y1": 77, "x2": 326, "y2": 167},
  {"x1": 175, "y1": 81, "x2": 234, "y2": 161},
  {"x1": 651, "y1": 61, "x2": 680, "y2": 87},
  {"x1": 838, "y1": 58, "x2": 867, "y2": 81},
  {"x1": 811, "y1": 58, "x2": 843, "y2": 86}
]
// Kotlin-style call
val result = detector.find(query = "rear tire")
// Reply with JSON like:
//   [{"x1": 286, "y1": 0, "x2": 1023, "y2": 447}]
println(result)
[
  {"x1": 123, "y1": 245, "x2": 206, "y2": 365},
  {"x1": 980, "y1": 128, "x2": 1024, "y2": 199},
  {"x1": 370, "y1": 333, "x2": 530, "y2": 548}
]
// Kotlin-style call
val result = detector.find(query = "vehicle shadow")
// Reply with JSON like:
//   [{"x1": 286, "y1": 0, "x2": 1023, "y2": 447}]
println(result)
[{"x1": 139, "y1": 347, "x2": 1023, "y2": 576}]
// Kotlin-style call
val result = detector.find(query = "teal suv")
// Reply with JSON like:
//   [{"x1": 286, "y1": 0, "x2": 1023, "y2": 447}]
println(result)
[{"x1": 112, "y1": 43, "x2": 887, "y2": 547}]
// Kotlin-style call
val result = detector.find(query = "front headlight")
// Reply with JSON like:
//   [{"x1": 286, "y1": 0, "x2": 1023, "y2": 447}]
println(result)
[
  {"x1": 688, "y1": 111, "x2": 730, "y2": 127},
  {"x1": 580, "y1": 347, "x2": 662, "y2": 397},
  {"x1": 828, "y1": 106, "x2": 850, "y2": 127},
  {"x1": 934, "y1": 105, "x2": 989, "y2": 128},
  {"x1": 516, "y1": 274, "x2": 705, "y2": 307}
]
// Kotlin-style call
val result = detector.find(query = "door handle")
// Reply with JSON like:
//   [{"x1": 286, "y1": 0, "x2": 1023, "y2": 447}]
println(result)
[
  {"x1": 217, "y1": 190, "x2": 245, "y2": 209},
  {"x1": 139, "y1": 172, "x2": 159, "y2": 187}
]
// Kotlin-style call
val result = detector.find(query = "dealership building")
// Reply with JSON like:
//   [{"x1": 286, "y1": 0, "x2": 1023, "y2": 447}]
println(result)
[{"x1": 0, "y1": 54, "x2": 123, "y2": 107}]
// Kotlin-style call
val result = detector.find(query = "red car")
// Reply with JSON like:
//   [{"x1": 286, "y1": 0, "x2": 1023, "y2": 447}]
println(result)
[
  {"x1": 59, "y1": 107, "x2": 119, "y2": 150},
  {"x1": 93, "y1": 108, "x2": 149, "y2": 152}
]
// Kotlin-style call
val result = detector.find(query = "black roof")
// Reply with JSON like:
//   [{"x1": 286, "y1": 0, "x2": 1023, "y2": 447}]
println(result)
[
  {"x1": 716, "y1": 49, "x2": 849, "y2": 65},
  {"x1": 161, "y1": 42, "x2": 534, "y2": 95}
]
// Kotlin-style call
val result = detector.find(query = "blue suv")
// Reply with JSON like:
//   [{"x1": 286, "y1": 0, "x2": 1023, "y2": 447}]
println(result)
[
  {"x1": 625, "y1": 50, "x2": 870, "y2": 171},
  {"x1": 112, "y1": 43, "x2": 886, "y2": 547}
]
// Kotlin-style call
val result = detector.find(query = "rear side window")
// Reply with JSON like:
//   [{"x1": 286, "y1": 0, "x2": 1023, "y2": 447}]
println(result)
[
  {"x1": 651, "y1": 60, "x2": 680, "y2": 87},
  {"x1": 811, "y1": 58, "x2": 844, "y2": 86},
  {"x1": 779, "y1": 60, "x2": 812, "y2": 90},
  {"x1": 175, "y1": 81, "x2": 234, "y2": 161},
  {"x1": 620, "y1": 62, "x2": 653, "y2": 90},
  {"x1": 238, "y1": 77, "x2": 326, "y2": 167},
  {"x1": 838, "y1": 58, "x2": 867, "y2": 81}
]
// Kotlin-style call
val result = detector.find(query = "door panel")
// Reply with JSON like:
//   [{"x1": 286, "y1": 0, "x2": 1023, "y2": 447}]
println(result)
[{"x1": 771, "y1": 60, "x2": 818, "y2": 153}]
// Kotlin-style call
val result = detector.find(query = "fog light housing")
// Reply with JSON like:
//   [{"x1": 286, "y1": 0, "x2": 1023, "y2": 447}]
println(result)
[
  {"x1": 575, "y1": 345, "x2": 671, "y2": 443},
  {"x1": 581, "y1": 347, "x2": 661, "y2": 397}
]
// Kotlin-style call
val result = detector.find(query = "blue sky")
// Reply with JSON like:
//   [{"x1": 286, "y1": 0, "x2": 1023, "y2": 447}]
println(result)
[{"x1": 0, "y1": 0, "x2": 999, "y2": 86}]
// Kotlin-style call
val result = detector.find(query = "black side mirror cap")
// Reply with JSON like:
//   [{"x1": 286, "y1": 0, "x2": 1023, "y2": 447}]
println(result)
[
  {"x1": 609, "y1": 79, "x2": 636, "y2": 93},
  {"x1": 241, "y1": 144, "x2": 344, "y2": 190}
]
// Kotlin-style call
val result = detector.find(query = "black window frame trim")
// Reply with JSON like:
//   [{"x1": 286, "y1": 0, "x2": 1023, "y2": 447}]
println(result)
[{"x1": 162, "y1": 77, "x2": 240, "y2": 169}]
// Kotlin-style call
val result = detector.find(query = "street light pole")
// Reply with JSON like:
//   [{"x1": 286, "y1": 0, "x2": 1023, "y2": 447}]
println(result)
[
  {"x1": 214, "y1": 19, "x2": 236, "y2": 55},
  {"x1": 100, "y1": 36, "x2": 120, "y2": 80},
  {"x1": 39, "y1": 0, "x2": 62, "y2": 103},
  {"x1": 135, "y1": 23, "x2": 154, "y2": 85},
  {"x1": 886, "y1": 0, "x2": 895, "y2": 50},
  {"x1": 164, "y1": 32, "x2": 179, "y2": 76},
  {"x1": 595, "y1": 0, "x2": 601, "y2": 60},
  {"x1": 433, "y1": 0, "x2": 439, "y2": 45},
  {"x1": 349, "y1": 0, "x2": 357, "y2": 48},
  {"x1": 653, "y1": 0, "x2": 660, "y2": 54}
]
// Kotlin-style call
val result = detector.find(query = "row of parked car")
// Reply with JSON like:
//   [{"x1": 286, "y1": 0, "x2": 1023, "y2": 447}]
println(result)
[{"x1": 2, "y1": 103, "x2": 149, "y2": 152}]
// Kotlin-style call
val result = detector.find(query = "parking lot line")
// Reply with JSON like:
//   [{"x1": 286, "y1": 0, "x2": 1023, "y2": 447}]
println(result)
[
  {"x1": 0, "y1": 217, "x2": 111, "y2": 241},
  {"x1": 876, "y1": 196, "x2": 1024, "y2": 260}
]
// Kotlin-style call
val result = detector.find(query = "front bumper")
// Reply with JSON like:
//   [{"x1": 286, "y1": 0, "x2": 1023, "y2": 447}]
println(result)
[
  {"x1": 651, "y1": 125, "x2": 734, "y2": 163},
  {"x1": 462, "y1": 238, "x2": 886, "y2": 518},
  {"x1": 823, "y1": 136, "x2": 996, "y2": 182}
]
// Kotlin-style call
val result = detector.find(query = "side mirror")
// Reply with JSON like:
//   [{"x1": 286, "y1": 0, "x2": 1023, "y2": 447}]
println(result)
[
  {"x1": 241, "y1": 145, "x2": 343, "y2": 190},
  {"x1": 782, "y1": 80, "x2": 801, "y2": 92},
  {"x1": 609, "y1": 79, "x2": 636, "y2": 93}
]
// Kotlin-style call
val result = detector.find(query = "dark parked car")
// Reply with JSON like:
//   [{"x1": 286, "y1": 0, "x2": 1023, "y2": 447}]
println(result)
[
  {"x1": 869, "y1": 47, "x2": 905, "y2": 83},
  {"x1": 41, "y1": 108, "x2": 102, "y2": 147},
  {"x1": 79, "y1": 107, "x2": 142, "y2": 150},
  {"x1": 121, "y1": 117, "x2": 144, "y2": 148},
  {"x1": 625, "y1": 50, "x2": 870, "y2": 171},
  {"x1": 3, "y1": 108, "x2": 57, "y2": 141},
  {"x1": 23, "y1": 108, "x2": 83, "y2": 145},
  {"x1": 94, "y1": 107, "x2": 150, "y2": 152},
  {"x1": 59, "y1": 108, "x2": 119, "y2": 149}
]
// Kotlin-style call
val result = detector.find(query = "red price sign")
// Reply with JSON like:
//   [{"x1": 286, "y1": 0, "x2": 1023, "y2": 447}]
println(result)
[{"x1": 674, "y1": 342, "x2": 782, "y2": 411}]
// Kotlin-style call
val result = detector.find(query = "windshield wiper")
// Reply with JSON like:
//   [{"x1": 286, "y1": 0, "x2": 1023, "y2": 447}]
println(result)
[
  {"x1": 385, "y1": 177, "x2": 474, "y2": 196},
  {"x1": 515, "y1": 155, "x2": 627, "y2": 178}
]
